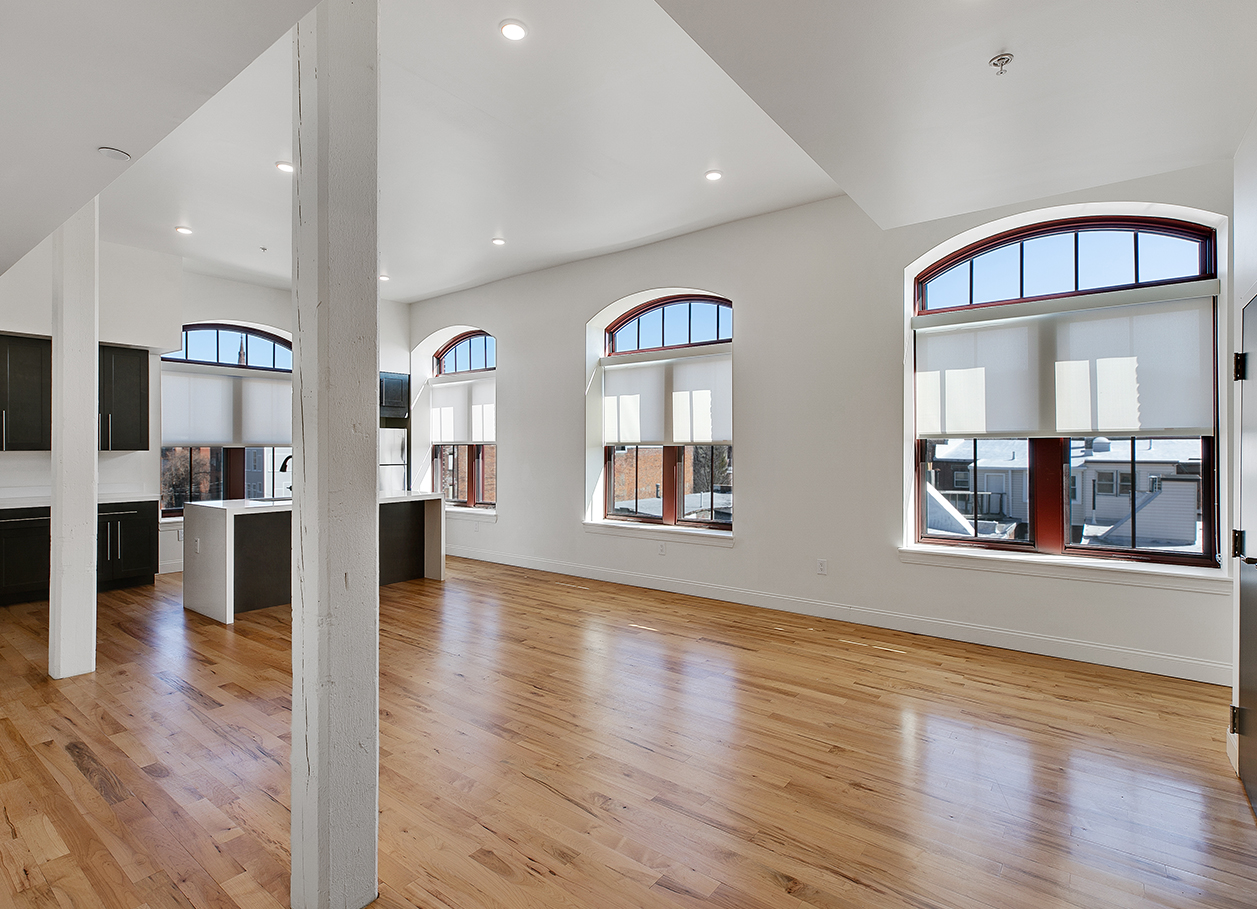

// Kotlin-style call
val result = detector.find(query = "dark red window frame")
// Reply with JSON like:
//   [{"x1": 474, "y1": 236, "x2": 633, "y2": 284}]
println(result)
[
  {"x1": 605, "y1": 294, "x2": 733, "y2": 356},
  {"x1": 912, "y1": 217, "x2": 1219, "y2": 568},
  {"x1": 604, "y1": 444, "x2": 732, "y2": 531},
  {"x1": 433, "y1": 443, "x2": 495, "y2": 509},
  {"x1": 434, "y1": 330, "x2": 496, "y2": 376},
  {"x1": 914, "y1": 216, "x2": 1215, "y2": 315}
]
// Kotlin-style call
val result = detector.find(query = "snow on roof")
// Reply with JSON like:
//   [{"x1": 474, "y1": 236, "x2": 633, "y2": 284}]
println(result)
[
  {"x1": 1071, "y1": 437, "x2": 1201, "y2": 467},
  {"x1": 932, "y1": 439, "x2": 1028, "y2": 468}
]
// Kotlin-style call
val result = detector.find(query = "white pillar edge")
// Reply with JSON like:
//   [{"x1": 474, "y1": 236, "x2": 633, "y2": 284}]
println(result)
[{"x1": 49, "y1": 197, "x2": 100, "y2": 679}]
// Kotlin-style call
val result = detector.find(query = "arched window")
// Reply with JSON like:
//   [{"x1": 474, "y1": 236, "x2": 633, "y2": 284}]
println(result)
[
  {"x1": 601, "y1": 295, "x2": 733, "y2": 528},
  {"x1": 607, "y1": 296, "x2": 733, "y2": 354},
  {"x1": 435, "y1": 330, "x2": 496, "y2": 375},
  {"x1": 159, "y1": 323, "x2": 293, "y2": 515},
  {"x1": 429, "y1": 330, "x2": 497, "y2": 508},
  {"x1": 162, "y1": 323, "x2": 292, "y2": 371},
  {"x1": 912, "y1": 216, "x2": 1218, "y2": 565}
]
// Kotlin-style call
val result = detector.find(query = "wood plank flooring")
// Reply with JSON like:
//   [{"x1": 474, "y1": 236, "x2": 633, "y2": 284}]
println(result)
[{"x1": 1, "y1": 558, "x2": 1255, "y2": 909}]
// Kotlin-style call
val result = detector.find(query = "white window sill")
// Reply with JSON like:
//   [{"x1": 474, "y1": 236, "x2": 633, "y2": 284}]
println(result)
[
  {"x1": 445, "y1": 506, "x2": 497, "y2": 523},
  {"x1": 583, "y1": 520, "x2": 734, "y2": 548},
  {"x1": 159, "y1": 516, "x2": 183, "y2": 527},
  {"x1": 898, "y1": 543, "x2": 1232, "y2": 595}
]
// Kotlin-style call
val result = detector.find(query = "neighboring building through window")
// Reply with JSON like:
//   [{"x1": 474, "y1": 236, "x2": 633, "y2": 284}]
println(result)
[
  {"x1": 913, "y1": 216, "x2": 1217, "y2": 565},
  {"x1": 602, "y1": 296, "x2": 733, "y2": 529},
  {"x1": 430, "y1": 331, "x2": 497, "y2": 508}
]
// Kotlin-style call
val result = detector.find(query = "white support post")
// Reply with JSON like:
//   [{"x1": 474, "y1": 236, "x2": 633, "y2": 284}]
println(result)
[
  {"x1": 50, "y1": 197, "x2": 100, "y2": 679},
  {"x1": 290, "y1": 1, "x2": 380, "y2": 908}
]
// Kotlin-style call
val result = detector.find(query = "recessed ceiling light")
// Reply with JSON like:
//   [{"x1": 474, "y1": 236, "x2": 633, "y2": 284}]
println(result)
[
  {"x1": 492, "y1": 237, "x2": 506, "y2": 246},
  {"x1": 379, "y1": 274, "x2": 390, "y2": 281},
  {"x1": 97, "y1": 146, "x2": 131, "y2": 162},
  {"x1": 175, "y1": 226, "x2": 192, "y2": 235},
  {"x1": 705, "y1": 170, "x2": 723, "y2": 181},
  {"x1": 276, "y1": 161, "x2": 294, "y2": 173},
  {"x1": 500, "y1": 19, "x2": 527, "y2": 40}
]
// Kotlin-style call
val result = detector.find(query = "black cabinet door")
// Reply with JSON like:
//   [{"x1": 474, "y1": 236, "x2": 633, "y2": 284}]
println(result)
[
  {"x1": 1, "y1": 335, "x2": 52, "y2": 451},
  {"x1": 97, "y1": 501, "x2": 158, "y2": 587},
  {"x1": 380, "y1": 372, "x2": 409, "y2": 419},
  {"x1": 0, "y1": 512, "x2": 51, "y2": 603},
  {"x1": 100, "y1": 345, "x2": 149, "y2": 451}
]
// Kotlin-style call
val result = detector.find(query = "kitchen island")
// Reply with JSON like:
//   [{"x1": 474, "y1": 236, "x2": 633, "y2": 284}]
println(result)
[{"x1": 182, "y1": 492, "x2": 444, "y2": 624}]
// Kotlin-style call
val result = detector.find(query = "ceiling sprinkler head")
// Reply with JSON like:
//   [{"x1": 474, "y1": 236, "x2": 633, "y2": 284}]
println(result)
[{"x1": 990, "y1": 53, "x2": 1013, "y2": 76}]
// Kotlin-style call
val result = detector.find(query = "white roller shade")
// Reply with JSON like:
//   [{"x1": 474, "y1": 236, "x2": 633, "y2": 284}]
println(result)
[
  {"x1": 161, "y1": 365, "x2": 293, "y2": 447},
  {"x1": 241, "y1": 376, "x2": 292, "y2": 445},
  {"x1": 161, "y1": 372, "x2": 234, "y2": 445},
  {"x1": 915, "y1": 296, "x2": 1213, "y2": 439},
  {"x1": 602, "y1": 349, "x2": 732, "y2": 446},
  {"x1": 430, "y1": 374, "x2": 495, "y2": 444}
]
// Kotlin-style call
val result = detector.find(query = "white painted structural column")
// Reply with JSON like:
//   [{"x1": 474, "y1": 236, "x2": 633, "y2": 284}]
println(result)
[
  {"x1": 290, "y1": 2, "x2": 380, "y2": 908},
  {"x1": 50, "y1": 198, "x2": 100, "y2": 679}
]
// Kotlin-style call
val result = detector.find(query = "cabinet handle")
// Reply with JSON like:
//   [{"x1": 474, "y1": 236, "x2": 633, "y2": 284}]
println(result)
[
  {"x1": 0, "y1": 516, "x2": 49, "y2": 524},
  {"x1": 117, "y1": 525, "x2": 122, "y2": 562},
  {"x1": 2, "y1": 409, "x2": 5, "y2": 449},
  {"x1": 106, "y1": 522, "x2": 111, "y2": 559},
  {"x1": 107, "y1": 413, "x2": 112, "y2": 450}
]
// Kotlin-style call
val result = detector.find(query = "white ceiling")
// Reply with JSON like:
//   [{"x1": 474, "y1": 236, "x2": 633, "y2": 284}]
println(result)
[
  {"x1": 12, "y1": 1, "x2": 1257, "y2": 303},
  {"x1": 0, "y1": 0, "x2": 318, "y2": 275},
  {"x1": 655, "y1": 0, "x2": 1257, "y2": 230},
  {"x1": 99, "y1": 0, "x2": 840, "y2": 302}
]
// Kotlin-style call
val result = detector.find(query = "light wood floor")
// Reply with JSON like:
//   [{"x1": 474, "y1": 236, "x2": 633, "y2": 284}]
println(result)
[{"x1": 1, "y1": 559, "x2": 1255, "y2": 909}]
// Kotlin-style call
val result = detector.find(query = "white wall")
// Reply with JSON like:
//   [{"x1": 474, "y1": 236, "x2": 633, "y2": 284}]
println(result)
[
  {"x1": 182, "y1": 271, "x2": 293, "y2": 337},
  {"x1": 0, "y1": 240, "x2": 182, "y2": 503},
  {"x1": 409, "y1": 161, "x2": 1236, "y2": 684}
]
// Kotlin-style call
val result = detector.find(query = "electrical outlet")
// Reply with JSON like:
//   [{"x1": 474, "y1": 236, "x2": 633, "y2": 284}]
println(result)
[
  {"x1": 658, "y1": 542, "x2": 666, "y2": 556},
  {"x1": 176, "y1": 529, "x2": 184, "y2": 541},
  {"x1": 194, "y1": 538, "x2": 201, "y2": 554},
  {"x1": 817, "y1": 559, "x2": 828, "y2": 575}
]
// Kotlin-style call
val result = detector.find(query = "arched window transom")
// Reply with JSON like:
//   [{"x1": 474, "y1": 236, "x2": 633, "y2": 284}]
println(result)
[
  {"x1": 607, "y1": 295, "x2": 732, "y2": 354},
  {"x1": 916, "y1": 217, "x2": 1214, "y2": 313},
  {"x1": 435, "y1": 331, "x2": 496, "y2": 375}
]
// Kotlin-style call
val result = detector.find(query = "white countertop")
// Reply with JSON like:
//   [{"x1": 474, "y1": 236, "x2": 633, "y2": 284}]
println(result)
[{"x1": 0, "y1": 492, "x2": 161, "y2": 510}]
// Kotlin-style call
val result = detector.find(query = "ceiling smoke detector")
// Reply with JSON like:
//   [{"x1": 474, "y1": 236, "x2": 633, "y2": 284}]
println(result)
[
  {"x1": 97, "y1": 146, "x2": 131, "y2": 162},
  {"x1": 989, "y1": 53, "x2": 1013, "y2": 76}
]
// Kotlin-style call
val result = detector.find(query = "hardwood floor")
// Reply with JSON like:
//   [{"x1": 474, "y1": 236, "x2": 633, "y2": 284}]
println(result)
[{"x1": 1, "y1": 558, "x2": 1255, "y2": 909}]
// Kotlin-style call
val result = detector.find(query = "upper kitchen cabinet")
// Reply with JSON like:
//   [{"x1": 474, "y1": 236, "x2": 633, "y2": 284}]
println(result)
[
  {"x1": 100, "y1": 344, "x2": 149, "y2": 451},
  {"x1": 0, "y1": 333, "x2": 52, "y2": 451},
  {"x1": 380, "y1": 372, "x2": 410, "y2": 420}
]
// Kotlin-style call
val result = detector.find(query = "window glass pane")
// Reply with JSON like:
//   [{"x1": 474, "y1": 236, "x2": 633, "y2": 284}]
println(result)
[
  {"x1": 244, "y1": 447, "x2": 266, "y2": 499},
  {"x1": 273, "y1": 446, "x2": 293, "y2": 498},
  {"x1": 437, "y1": 445, "x2": 469, "y2": 502},
  {"x1": 922, "y1": 438, "x2": 976, "y2": 535},
  {"x1": 442, "y1": 351, "x2": 456, "y2": 374},
  {"x1": 663, "y1": 303, "x2": 690, "y2": 347},
  {"x1": 1068, "y1": 437, "x2": 1201, "y2": 554},
  {"x1": 1078, "y1": 230, "x2": 1134, "y2": 290},
  {"x1": 454, "y1": 339, "x2": 469, "y2": 373},
  {"x1": 611, "y1": 446, "x2": 663, "y2": 518},
  {"x1": 690, "y1": 302, "x2": 718, "y2": 343},
  {"x1": 974, "y1": 438, "x2": 1029, "y2": 541},
  {"x1": 638, "y1": 307, "x2": 663, "y2": 349},
  {"x1": 188, "y1": 446, "x2": 224, "y2": 503},
  {"x1": 187, "y1": 329, "x2": 217, "y2": 363},
  {"x1": 219, "y1": 330, "x2": 246, "y2": 366},
  {"x1": 1137, "y1": 233, "x2": 1201, "y2": 283},
  {"x1": 1022, "y1": 233, "x2": 1075, "y2": 297},
  {"x1": 680, "y1": 445, "x2": 732, "y2": 524},
  {"x1": 717, "y1": 304, "x2": 733, "y2": 341},
  {"x1": 922, "y1": 438, "x2": 1028, "y2": 541},
  {"x1": 274, "y1": 343, "x2": 292, "y2": 371},
  {"x1": 160, "y1": 447, "x2": 190, "y2": 512},
  {"x1": 924, "y1": 261, "x2": 969, "y2": 310},
  {"x1": 246, "y1": 334, "x2": 275, "y2": 369},
  {"x1": 971, "y1": 243, "x2": 1021, "y2": 304},
  {"x1": 485, "y1": 334, "x2": 496, "y2": 368},
  {"x1": 470, "y1": 334, "x2": 486, "y2": 371},
  {"x1": 613, "y1": 321, "x2": 638, "y2": 353},
  {"x1": 477, "y1": 444, "x2": 496, "y2": 506}
]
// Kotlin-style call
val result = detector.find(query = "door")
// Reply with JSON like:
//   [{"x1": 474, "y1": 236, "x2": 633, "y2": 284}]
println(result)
[{"x1": 1238, "y1": 297, "x2": 1257, "y2": 814}]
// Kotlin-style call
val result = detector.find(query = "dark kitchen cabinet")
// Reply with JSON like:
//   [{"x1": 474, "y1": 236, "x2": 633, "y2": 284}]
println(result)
[
  {"x1": 100, "y1": 344, "x2": 149, "y2": 451},
  {"x1": 98, "y1": 500, "x2": 158, "y2": 589},
  {"x1": 0, "y1": 334, "x2": 52, "y2": 451},
  {"x1": 0, "y1": 508, "x2": 51, "y2": 606},
  {"x1": 380, "y1": 371, "x2": 410, "y2": 419}
]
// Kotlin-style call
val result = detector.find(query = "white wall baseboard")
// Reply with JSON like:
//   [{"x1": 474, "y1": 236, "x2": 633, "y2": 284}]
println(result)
[
  {"x1": 159, "y1": 559, "x2": 183, "y2": 575},
  {"x1": 447, "y1": 544, "x2": 1231, "y2": 685}
]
